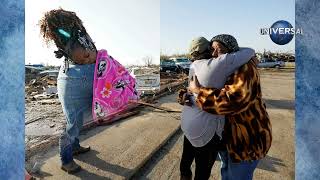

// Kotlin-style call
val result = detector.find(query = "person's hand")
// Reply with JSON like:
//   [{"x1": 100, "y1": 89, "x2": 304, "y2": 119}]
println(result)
[
  {"x1": 177, "y1": 89, "x2": 192, "y2": 106},
  {"x1": 182, "y1": 93, "x2": 193, "y2": 106},
  {"x1": 188, "y1": 75, "x2": 201, "y2": 94}
]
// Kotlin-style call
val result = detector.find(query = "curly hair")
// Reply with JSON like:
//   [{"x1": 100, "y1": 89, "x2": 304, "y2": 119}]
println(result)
[{"x1": 39, "y1": 8, "x2": 87, "y2": 50}]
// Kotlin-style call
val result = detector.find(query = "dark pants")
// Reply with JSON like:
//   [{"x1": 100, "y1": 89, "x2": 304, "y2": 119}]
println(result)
[
  {"x1": 219, "y1": 151, "x2": 259, "y2": 180},
  {"x1": 180, "y1": 135, "x2": 223, "y2": 180}
]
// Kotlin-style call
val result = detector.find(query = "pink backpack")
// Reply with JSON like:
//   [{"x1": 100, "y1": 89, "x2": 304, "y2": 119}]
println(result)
[{"x1": 92, "y1": 49, "x2": 139, "y2": 123}]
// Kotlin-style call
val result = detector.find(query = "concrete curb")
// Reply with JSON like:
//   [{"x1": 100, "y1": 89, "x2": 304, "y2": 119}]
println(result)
[{"x1": 127, "y1": 125, "x2": 181, "y2": 179}]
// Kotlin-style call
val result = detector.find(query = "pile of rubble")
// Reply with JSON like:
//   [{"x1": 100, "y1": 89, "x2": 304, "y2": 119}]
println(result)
[
  {"x1": 160, "y1": 72, "x2": 187, "y2": 86},
  {"x1": 257, "y1": 52, "x2": 295, "y2": 62},
  {"x1": 25, "y1": 71, "x2": 58, "y2": 102}
]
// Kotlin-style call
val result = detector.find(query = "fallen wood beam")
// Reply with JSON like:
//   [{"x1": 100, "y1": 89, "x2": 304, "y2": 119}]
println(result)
[
  {"x1": 25, "y1": 117, "x2": 43, "y2": 125},
  {"x1": 82, "y1": 108, "x2": 140, "y2": 129},
  {"x1": 132, "y1": 101, "x2": 181, "y2": 113}
]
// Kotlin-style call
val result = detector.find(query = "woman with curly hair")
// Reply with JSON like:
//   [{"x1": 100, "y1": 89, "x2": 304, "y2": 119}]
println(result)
[
  {"x1": 39, "y1": 8, "x2": 138, "y2": 174},
  {"x1": 39, "y1": 8, "x2": 98, "y2": 173}
]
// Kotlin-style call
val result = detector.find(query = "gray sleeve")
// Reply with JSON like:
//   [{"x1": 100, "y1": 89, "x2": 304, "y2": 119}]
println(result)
[{"x1": 224, "y1": 47, "x2": 255, "y2": 75}]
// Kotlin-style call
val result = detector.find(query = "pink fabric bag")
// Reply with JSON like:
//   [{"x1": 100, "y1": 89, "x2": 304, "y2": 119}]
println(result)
[{"x1": 92, "y1": 49, "x2": 139, "y2": 123}]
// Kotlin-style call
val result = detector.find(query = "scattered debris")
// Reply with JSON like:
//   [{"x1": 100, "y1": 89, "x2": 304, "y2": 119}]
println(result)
[
  {"x1": 257, "y1": 51, "x2": 295, "y2": 62},
  {"x1": 160, "y1": 72, "x2": 187, "y2": 86},
  {"x1": 40, "y1": 99, "x2": 60, "y2": 105},
  {"x1": 25, "y1": 66, "x2": 58, "y2": 98},
  {"x1": 45, "y1": 86, "x2": 58, "y2": 95},
  {"x1": 39, "y1": 70, "x2": 59, "y2": 78},
  {"x1": 31, "y1": 162, "x2": 41, "y2": 174}
]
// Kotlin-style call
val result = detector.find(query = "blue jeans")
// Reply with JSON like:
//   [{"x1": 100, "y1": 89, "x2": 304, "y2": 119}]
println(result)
[
  {"x1": 219, "y1": 151, "x2": 259, "y2": 180},
  {"x1": 57, "y1": 63, "x2": 95, "y2": 165}
]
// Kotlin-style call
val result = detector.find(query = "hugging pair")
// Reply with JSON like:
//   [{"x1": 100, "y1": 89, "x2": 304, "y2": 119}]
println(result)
[{"x1": 178, "y1": 35, "x2": 272, "y2": 180}]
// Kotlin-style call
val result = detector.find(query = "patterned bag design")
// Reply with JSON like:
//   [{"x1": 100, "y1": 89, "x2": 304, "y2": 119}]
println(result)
[{"x1": 92, "y1": 49, "x2": 139, "y2": 122}]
